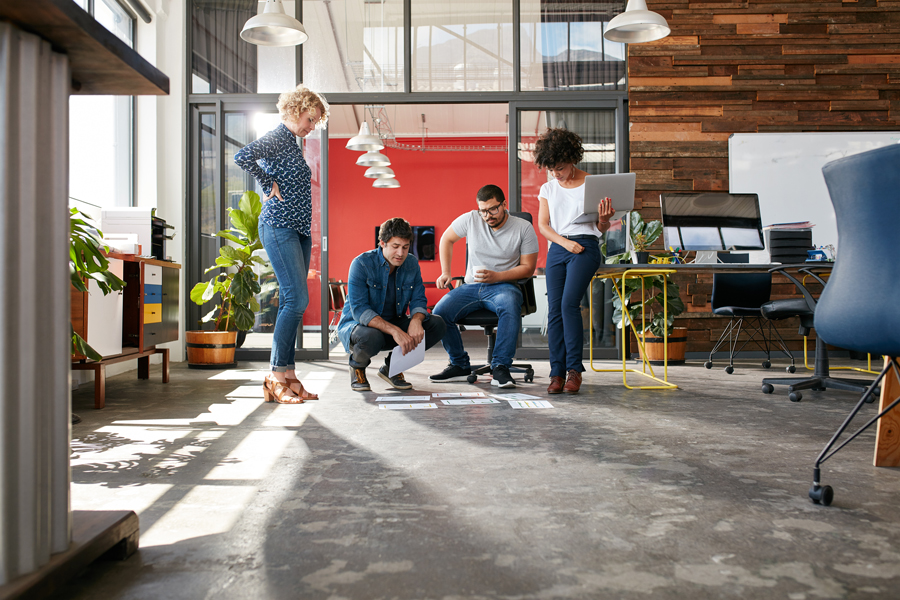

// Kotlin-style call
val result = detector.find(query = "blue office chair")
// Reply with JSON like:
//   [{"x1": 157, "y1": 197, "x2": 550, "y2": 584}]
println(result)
[
  {"x1": 705, "y1": 254, "x2": 794, "y2": 373},
  {"x1": 802, "y1": 144, "x2": 900, "y2": 506}
]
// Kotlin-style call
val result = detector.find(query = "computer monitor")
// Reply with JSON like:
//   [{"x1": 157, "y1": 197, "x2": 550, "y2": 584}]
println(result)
[
  {"x1": 374, "y1": 225, "x2": 436, "y2": 261},
  {"x1": 660, "y1": 193, "x2": 765, "y2": 252}
]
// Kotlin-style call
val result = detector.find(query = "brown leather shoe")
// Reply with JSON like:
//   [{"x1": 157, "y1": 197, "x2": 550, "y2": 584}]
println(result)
[
  {"x1": 564, "y1": 370, "x2": 582, "y2": 394},
  {"x1": 547, "y1": 376, "x2": 565, "y2": 394}
]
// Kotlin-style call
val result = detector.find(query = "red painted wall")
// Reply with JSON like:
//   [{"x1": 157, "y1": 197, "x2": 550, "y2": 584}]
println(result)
[{"x1": 328, "y1": 137, "x2": 509, "y2": 308}]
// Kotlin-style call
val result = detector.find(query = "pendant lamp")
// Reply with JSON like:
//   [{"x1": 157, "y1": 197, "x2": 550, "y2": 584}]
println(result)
[
  {"x1": 356, "y1": 150, "x2": 391, "y2": 167},
  {"x1": 603, "y1": 0, "x2": 671, "y2": 44},
  {"x1": 241, "y1": 0, "x2": 308, "y2": 47},
  {"x1": 346, "y1": 123, "x2": 384, "y2": 151},
  {"x1": 373, "y1": 177, "x2": 400, "y2": 188},
  {"x1": 364, "y1": 166, "x2": 395, "y2": 179}
]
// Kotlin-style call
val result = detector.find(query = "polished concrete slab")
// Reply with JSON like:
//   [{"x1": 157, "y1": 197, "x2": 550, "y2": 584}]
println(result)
[{"x1": 54, "y1": 348, "x2": 900, "y2": 599}]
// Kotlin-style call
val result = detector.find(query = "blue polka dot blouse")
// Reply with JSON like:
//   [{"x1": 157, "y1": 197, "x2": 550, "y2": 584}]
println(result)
[{"x1": 234, "y1": 122, "x2": 313, "y2": 236}]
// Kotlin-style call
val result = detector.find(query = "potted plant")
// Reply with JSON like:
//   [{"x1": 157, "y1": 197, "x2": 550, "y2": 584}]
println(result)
[
  {"x1": 602, "y1": 213, "x2": 687, "y2": 364},
  {"x1": 70, "y1": 208, "x2": 126, "y2": 361},
  {"x1": 187, "y1": 191, "x2": 266, "y2": 368}
]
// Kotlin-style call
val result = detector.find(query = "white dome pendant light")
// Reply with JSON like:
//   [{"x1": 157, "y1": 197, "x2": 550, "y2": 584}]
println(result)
[
  {"x1": 241, "y1": 0, "x2": 308, "y2": 47},
  {"x1": 364, "y1": 166, "x2": 395, "y2": 179},
  {"x1": 346, "y1": 123, "x2": 384, "y2": 151},
  {"x1": 373, "y1": 177, "x2": 400, "y2": 188},
  {"x1": 603, "y1": 0, "x2": 671, "y2": 44},
  {"x1": 356, "y1": 150, "x2": 391, "y2": 167}
]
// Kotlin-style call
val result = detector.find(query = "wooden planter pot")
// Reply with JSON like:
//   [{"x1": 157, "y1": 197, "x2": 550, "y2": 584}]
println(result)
[
  {"x1": 637, "y1": 327, "x2": 687, "y2": 366},
  {"x1": 186, "y1": 330, "x2": 238, "y2": 369}
]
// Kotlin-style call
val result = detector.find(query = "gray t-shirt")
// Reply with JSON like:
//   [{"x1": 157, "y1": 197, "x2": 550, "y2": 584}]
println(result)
[{"x1": 450, "y1": 211, "x2": 540, "y2": 284}]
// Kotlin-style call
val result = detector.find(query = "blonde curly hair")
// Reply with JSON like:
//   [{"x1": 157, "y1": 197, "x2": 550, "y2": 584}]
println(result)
[{"x1": 277, "y1": 85, "x2": 329, "y2": 127}]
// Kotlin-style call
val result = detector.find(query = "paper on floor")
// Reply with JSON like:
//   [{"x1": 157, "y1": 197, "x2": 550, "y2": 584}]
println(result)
[
  {"x1": 507, "y1": 400, "x2": 554, "y2": 409},
  {"x1": 441, "y1": 398, "x2": 501, "y2": 405},
  {"x1": 378, "y1": 403, "x2": 438, "y2": 410}
]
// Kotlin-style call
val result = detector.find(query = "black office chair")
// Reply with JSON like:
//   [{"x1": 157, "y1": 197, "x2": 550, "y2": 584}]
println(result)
[
  {"x1": 800, "y1": 144, "x2": 900, "y2": 506},
  {"x1": 456, "y1": 211, "x2": 537, "y2": 384},
  {"x1": 705, "y1": 254, "x2": 794, "y2": 373},
  {"x1": 759, "y1": 265, "x2": 873, "y2": 403}
]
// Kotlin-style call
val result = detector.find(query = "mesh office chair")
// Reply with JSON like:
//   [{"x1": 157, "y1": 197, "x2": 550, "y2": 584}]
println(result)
[
  {"x1": 456, "y1": 211, "x2": 537, "y2": 384},
  {"x1": 801, "y1": 144, "x2": 900, "y2": 506},
  {"x1": 705, "y1": 254, "x2": 794, "y2": 373}
]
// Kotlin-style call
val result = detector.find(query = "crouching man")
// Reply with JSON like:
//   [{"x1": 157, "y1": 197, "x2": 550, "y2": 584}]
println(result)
[{"x1": 337, "y1": 217, "x2": 447, "y2": 391}]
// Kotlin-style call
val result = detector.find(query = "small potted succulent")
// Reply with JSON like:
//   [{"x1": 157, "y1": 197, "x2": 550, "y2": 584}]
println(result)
[{"x1": 187, "y1": 191, "x2": 266, "y2": 368}]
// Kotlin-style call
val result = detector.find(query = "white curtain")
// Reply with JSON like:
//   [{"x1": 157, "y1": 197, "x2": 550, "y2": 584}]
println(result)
[{"x1": 0, "y1": 21, "x2": 71, "y2": 585}]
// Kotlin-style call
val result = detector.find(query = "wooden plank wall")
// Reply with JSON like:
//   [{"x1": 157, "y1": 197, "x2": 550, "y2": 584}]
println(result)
[{"x1": 629, "y1": 0, "x2": 900, "y2": 354}]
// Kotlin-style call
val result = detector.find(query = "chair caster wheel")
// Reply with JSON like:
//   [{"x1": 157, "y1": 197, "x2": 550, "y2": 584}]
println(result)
[
  {"x1": 761, "y1": 383, "x2": 774, "y2": 394},
  {"x1": 704, "y1": 361, "x2": 713, "y2": 369},
  {"x1": 725, "y1": 365, "x2": 734, "y2": 374},
  {"x1": 789, "y1": 392, "x2": 802, "y2": 402},
  {"x1": 466, "y1": 374, "x2": 477, "y2": 384},
  {"x1": 787, "y1": 365, "x2": 796, "y2": 373},
  {"x1": 524, "y1": 369, "x2": 534, "y2": 383},
  {"x1": 809, "y1": 484, "x2": 833, "y2": 506},
  {"x1": 762, "y1": 360, "x2": 771, "y2": 369}
]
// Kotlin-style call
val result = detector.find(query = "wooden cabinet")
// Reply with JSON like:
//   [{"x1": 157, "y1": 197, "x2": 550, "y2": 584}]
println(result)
[{"x1": 73, "y1": 254, "x2": 181, "y2": 408}]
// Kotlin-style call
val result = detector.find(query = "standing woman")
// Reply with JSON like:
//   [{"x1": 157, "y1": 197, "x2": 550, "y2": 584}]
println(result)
[
  {"x1": 234, "y1": 85, "x2": 329, "y2": 404},
  {"x1": 535, "y1": 128, "x2": 615, "y2": 394}
]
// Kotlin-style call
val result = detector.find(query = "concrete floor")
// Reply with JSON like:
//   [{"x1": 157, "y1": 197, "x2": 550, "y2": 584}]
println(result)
[{"x1": 53, "y1": 346, "x2": 900, "y2": 599}]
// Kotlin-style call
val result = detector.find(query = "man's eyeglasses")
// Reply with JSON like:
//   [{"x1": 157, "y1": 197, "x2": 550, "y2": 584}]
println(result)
[{"x1": 477, "y1": 203, "x2": 504, "y2": 217}]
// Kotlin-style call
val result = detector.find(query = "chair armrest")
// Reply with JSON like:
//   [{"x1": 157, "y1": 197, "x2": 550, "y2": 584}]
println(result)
[{"x1": 767, "y1": 265, "x2": 819, "y2": 313}]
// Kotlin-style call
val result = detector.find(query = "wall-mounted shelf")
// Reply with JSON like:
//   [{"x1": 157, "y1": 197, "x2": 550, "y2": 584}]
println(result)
[{"x1": 0, "y1": 0, "x2": 169, "y2": 95}]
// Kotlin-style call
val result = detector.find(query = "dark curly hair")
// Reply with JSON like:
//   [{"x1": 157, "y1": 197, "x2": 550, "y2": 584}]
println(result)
[
  {"x1": 532, "y1": 128, "x2": 584, "y2": 169},
  {"x1": 378, "y1": 217, "x2": 413, "y2": 243}
]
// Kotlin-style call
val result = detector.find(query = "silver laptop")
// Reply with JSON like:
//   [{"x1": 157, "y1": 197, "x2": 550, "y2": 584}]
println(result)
[{"x1": 572, "y1": 173, "x2": 637, "y2": 224}]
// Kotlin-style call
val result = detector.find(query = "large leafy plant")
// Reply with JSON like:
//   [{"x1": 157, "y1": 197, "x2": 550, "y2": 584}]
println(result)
[
  {"x1": 70, "y1": 208, "x2": 126, "y2": 360},
  {"x1": 190, "y1": 191, "x2": 266, "y2": 331},
  {"x1": 602, "y1": 212, "x2": 684, "y2": 337}
]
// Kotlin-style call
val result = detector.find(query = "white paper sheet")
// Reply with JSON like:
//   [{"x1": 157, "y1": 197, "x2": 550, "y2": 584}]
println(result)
[
  {"x1": 507, "y1": 400, "x2": 554, "y2": 409},
  {"x1": 376, "y1": 395, "x2": 432, "y2": 402},
  {"x1": 492, "y1": 393, "x2": 541, "y2": 400},
  {"x1": 378, "y1": 403, "x2": 438, "y2": 410},
  {"x1": 431, "y1": 392, "x2": 487, "y2": 398},
  {"x1": 388, "y1": 339, "x2": 425, "y2": 377},
  {"x1": 441, "y1": 398, "x2": 501, "y2": 405}
]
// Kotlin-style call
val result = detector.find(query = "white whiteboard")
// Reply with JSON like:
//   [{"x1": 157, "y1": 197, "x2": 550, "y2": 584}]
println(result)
[{"x1": 729, "y1": 132, "x2": 900, "y2": 262}]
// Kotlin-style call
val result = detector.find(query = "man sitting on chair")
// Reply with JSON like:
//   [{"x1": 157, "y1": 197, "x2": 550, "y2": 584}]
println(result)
[
  {"x1": 338, "y1": 218, "x2": 447, "y2": 392},
  {"x1": 430, "y1": 185, "x2": 539, "y2": 388}
]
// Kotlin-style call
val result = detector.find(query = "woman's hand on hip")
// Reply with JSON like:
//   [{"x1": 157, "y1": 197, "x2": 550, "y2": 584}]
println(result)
[
  {"x1": 564, "y1": 240, "x2": 584, "y2": 254},
  {"x1": 266, "y1": 181, "x2": 284, "y2": 202}
]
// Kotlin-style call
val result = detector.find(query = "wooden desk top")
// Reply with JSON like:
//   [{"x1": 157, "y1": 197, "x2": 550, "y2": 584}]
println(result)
[{"x1": 106, "y1": 252, "x2": 181, "y2": 269}]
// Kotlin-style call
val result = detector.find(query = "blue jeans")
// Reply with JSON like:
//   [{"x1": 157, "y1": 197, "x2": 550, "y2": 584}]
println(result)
[
  {"x1": 348, "y1": 315, "x2": 447, "y2": 369},
  {"x1": 546, "y1": 238, "x2": 602, "y2": 377},
  {"x1": 433, "y1": 282, "x2": 523, "y2": 369},
  {"x1": 259, "y1": 222, "x2": 311, "y2": 371}
]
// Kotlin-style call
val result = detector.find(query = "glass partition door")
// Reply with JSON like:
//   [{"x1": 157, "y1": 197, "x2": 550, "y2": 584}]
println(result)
[
  {"x1": 513, "y1": 105, "x2": 623, "y2": 360},
  {"x1": 189, "y1": 103, "x2": 329, "y2": 362}
]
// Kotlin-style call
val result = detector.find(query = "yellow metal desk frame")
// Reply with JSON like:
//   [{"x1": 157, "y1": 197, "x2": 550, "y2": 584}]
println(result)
[{"x1": 589, "y1": 267, "x2": 678, "y2": 390}]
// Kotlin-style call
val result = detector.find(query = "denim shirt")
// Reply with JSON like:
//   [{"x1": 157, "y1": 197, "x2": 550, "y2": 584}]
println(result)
[{"x1": 337, "y1": 248, "x2": 430, "y2": 352}]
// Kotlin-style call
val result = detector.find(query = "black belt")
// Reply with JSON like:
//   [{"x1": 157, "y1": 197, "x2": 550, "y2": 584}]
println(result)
[{"x1": 561, "y1": 234, "x2": 599, "y2": 241}]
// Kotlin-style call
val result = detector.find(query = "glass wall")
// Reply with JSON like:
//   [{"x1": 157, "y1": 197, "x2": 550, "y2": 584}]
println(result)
[
  {"x1": 520, "y1": 0, "x2": 626, "y2": 91},
  {"x1": 412, "y1": 1, "x2": 514, "y2": 92},
  {"x1": 302, "y1": 0, "x2": 405, "y2": 93},
  {"x1": 518, "y1": 109, "x2": 619, "y2": 353},
  {"x1": 192, "y1": 0, "x2": 298, "y2": 94}
]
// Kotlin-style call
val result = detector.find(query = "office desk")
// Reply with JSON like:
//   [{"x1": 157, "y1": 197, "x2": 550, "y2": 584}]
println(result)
[
  {"x1": 588, "y1": 262, "x2": 832, "y2": 391},
  {"x1": 589, "y1": 267, "x2": 679, "y2": 390}
]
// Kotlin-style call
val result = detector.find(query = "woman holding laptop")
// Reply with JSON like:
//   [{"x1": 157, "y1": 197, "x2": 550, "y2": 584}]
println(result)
[{"x1": 535, "y1": 128, "x2": 615, "y2": 394}]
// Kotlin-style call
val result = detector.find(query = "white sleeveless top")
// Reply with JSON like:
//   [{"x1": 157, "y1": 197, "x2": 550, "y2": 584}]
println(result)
[{"x1": 539, "y1": 179, "x2": 602, "y2": 238}]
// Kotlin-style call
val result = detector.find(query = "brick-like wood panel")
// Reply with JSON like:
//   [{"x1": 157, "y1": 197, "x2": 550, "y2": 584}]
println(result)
[{"x1": 629, "y1": 0, "x2": 900, "y2": 353}]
